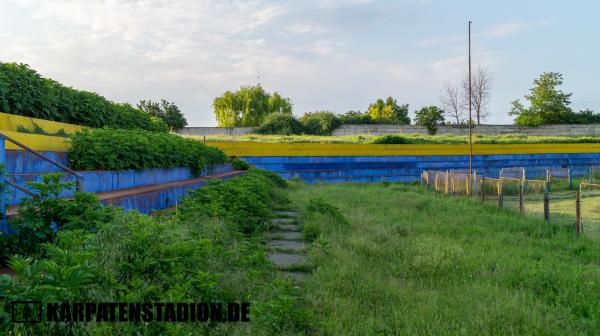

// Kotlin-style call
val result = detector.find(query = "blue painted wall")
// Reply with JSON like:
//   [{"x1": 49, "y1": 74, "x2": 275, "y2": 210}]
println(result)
[{"x1": 242, "y1": 153, "x2": 600, "y2": 183}]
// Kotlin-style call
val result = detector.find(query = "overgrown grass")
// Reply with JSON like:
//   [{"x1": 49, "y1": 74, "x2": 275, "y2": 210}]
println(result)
[
  {"x1": 185, "y1": 133, "x2": 600, "y2": 144},
  {"x1": 287, "y1": 182, "x2": 600, "y2": 335}
]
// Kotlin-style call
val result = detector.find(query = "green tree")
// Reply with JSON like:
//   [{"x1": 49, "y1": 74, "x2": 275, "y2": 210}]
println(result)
[
  {"x1": 300, "y1": 111, "x2": 342, "y2": 135},
  {"x1": 509, "y1": 72, "x2": 574, "y2": 126},
  {"x1": 414, "y1": 106, "x2": 445, "y2": 134},
  {"x1": 138, "y1": 100, "x2": 187, "y2": 130},
  {"x1": 213, "y1": 85, "x2": 292, "y2": 127},
  {"x1": 368, "y1": 97, "x2": 410, "y2": 124}
]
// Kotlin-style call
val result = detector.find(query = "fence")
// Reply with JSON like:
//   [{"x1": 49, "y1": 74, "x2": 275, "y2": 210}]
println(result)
[{"x1": 421, "y1": 170, "x2": 595, "y2": 237}]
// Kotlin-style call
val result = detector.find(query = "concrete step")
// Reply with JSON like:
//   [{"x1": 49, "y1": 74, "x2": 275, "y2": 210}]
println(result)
[
  {"x1": 270, "y1": 231, "x2": 302, "y2": 240},
  {"x1": 268, "y1": 240, "x2": 306, "y2": 252},
  {"x1": 267, "y1": 253, "x2": 307, "y2": 268},
  {"x1": 271, "y1": 217, "x2": 296, "y2": 224},
  {"x1": 277, "y1": 224, "x2": 300, "y2": 231},
  {"x1": 274, "y1": 210, "x2": 299, "y2": 217}
]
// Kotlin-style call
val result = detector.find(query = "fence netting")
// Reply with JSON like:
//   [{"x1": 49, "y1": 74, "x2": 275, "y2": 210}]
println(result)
[
  {"x1": 422, "y1": 170, "x2": 599, "y2": 237},
  {"x1": 580, "y1": 183, "x2": 600, "y2": 238}
]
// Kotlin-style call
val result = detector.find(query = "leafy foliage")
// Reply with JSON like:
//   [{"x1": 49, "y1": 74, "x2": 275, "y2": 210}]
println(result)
[
  {"x1": 371, "y1": 135, "x2": 409, "y2": 144},
  {"x1": 0, "y1": 169, "x2": 309, "y2": 335},
  {"x1": 256, "y1": 112, "x2": 303, "y2": 135},
  {"x1": 0, "y1": 62, "x2": 168, "y2": 131},
  {"x1": 300, "y1": 111, "x2": 342, "y2": 135},
  {"x1": 414, "y1": 106, "x2": 445, "y2": 135},
  {"x1": 213, "y1": 85, "x2": 292, "y2": 127},
  {"x1": 368, "y1": 97, "x2": 410, "y2": 124},
  {"x1": 338, "y1": 110, "x2": 373, "y2": 124},
  {"x1": 510, "y1": 72, "x2": 600, "y2": 126},
  {"x1": 180, "y1": 169, "x2": 286, "y2": 234},
  {"x1": 231, "y1": 157, "x2": 251, "y2": 170},
  {"x1": 68, "y1": 128, "x2": 228, "y2": 176},
  {"x1": 138, "y1": 99, "x2": 188, "y2": 130}
]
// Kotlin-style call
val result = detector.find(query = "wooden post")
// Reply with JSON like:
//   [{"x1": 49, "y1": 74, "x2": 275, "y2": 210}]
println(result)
[
  {"x1": 498, "y1": 179, "x2": 503, "y2": 208},
  {"x1": 445, "y1": 172, "x2": 449, "y2": 195},
  {"x1": 481, "y1": 177, "x2": 485, "y2": 203},
  {"x1": 435, "y1": 173, "x2": 440, "y2": 192},
  {"x1": 543, "y1": 181, "x2": 549, "y2": 221},
  {"x1": 466, "y1": 174, "x2": 470, "y2": 197},
  {"x1": 576, "y1": 190, "x2": 581, "y2": 237},
  {"x1": 519, "y1": 181, "x2": 524, "y2": 213}
]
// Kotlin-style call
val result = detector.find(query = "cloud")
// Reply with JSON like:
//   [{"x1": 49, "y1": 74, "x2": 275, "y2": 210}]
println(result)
[
  {"x1": 284, "y1": 23, "x2": 327, "y2": 35},
  {"x1": 482, "y1": 21, "x2": 544, "y2": 38}
]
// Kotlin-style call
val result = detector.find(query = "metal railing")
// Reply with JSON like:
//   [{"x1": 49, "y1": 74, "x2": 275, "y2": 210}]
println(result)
[{"x1": 0, "y1": 132, "x2": 83, "y2": 192}]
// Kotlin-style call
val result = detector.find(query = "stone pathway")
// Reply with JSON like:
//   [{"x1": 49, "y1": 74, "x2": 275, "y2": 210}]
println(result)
[{"x1": 267, "y1": 210, "x2": 310, "y2": 279}]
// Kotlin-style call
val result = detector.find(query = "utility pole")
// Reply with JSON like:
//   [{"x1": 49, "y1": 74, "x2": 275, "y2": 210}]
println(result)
[{"x1": 468, "y1": 20, "x2": 473, "y2": 175}]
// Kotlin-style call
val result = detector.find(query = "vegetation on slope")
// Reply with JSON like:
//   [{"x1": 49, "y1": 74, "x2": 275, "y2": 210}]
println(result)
[
  {"x1": 288, "y1": 182, "x2": 600, "y2": 335},
  {"x1": 68, "y1": 128, "x2": 228, "y2": 176},
  {"x1": 0, "y1": 62, "x2": 167, "y2": 131},
  {"x1": 190, "y1": 133, "x2": 600, "y2": 145},
  {"x1": 0, "y1": 170, "x2": 311, "y2": 335}
]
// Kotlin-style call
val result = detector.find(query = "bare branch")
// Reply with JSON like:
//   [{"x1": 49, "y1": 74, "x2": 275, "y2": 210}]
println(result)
[{"x1": 440, "y1": 80, "x2": 465, "y2": 125}]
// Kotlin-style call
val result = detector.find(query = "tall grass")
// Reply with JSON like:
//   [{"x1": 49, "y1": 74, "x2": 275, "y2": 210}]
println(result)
[{"x1": 288, "y1": 182, "x2": 600, "y2": 335}]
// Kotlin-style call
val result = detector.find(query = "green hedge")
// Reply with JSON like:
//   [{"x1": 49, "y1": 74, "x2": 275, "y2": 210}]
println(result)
[
  {"x1": 68, "y1": 129, "x2": 228, "y2": 176},
  {"x1": 0, "y1": 62, "x2": 167, "y2": 131}
]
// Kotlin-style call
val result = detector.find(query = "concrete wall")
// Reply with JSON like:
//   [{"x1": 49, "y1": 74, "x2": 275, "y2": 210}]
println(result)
[
  {"x1": 332, "y1": 124, "x2": 600, "y2": 136},
  {"x1": 242, "y1": 153, "x2": 600, "y2": 183},
  {"x1": 177, "y1": 124, "x2": 600, "y2": 137},
  {"x1": 177, "y1": 127, "x2": 255, "y2": 137}
]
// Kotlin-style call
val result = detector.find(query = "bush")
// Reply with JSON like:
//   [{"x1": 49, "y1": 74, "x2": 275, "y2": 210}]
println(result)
[
  {"x1": 0, "y1": 62, "x2": 168, "y2": 131},
  {"x1": 231, "y1": 157, "x2": 251, "y2": 170},
  {"x1": 180, "y1": 169, "x2": 286, "y2": 234},
  {"x1": 306, "y1": 198, "x2": 347, "y2": 225},
  {"x1": 414, "y1": 106, "x2": 445, "y2": 135},
  {"x1": 371, "y1": 135, "x2": 409, "y2": 144},
  {"x1": 339, "y1": 110, "x2": 373, "y2": 124},
  {"x1": 256, "y1": 112, "x2": 303, "y2": 135},
  {"x1": 68, "y1": 128, "x2": 228, "y2": 176},
  {"x1": 300, "y1": 111, "x2": 342, "y2": 135}
]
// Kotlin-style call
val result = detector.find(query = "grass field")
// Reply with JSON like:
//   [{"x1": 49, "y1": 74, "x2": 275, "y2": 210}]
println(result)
[
  {"x1": 184, "y1": 133, "x2": 600, "y2": 145},
  {"x1": 287, "y1": 182, "x2": 600, "y2": 335}
]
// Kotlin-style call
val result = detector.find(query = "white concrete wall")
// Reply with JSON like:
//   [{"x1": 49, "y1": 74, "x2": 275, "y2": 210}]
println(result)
[
  {"x1": 331, "y1": 124, "x2": 600, "y2": 136},
  {"x1": 177, "y1": 124, "x2": 600, "y2": 137}
]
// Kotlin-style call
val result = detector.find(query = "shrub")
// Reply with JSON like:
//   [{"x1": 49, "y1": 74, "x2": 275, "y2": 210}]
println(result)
[
  {"x1": 372, "y1": 135, "x2": 409, "y2": 144},
  {"x1": 0, "y1": 62, "x2": 168, "y2": 131},
  {"x1": 180, "y1": 170, "x2": 286, "y2": 234},
  {"x1": 231, "y1": 157, "x2": 251, "y2": 170},
  {"x1": 414, "y1": 106, "x2": 445, "y2": 135},
  {"x1": 68, "y1": 128, "x2": 228, "y2": 176},
  {"x1": 306, "y1": 198, "x2": 347, "y2": 225},
  {"x1": 300, "y1": 111, "x2": 342, "y2": 135},
  {"x1": 339, "y1": 110, "x2": 373, "y2": 124},
  {"x1": 256, "y1": 112, "x2": 303, "y2": 135}
]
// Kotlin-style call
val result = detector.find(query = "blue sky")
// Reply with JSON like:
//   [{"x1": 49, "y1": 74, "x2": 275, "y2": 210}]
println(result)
[{"x1": 1, "y1": 0, "x2": 598, "y2": 126}]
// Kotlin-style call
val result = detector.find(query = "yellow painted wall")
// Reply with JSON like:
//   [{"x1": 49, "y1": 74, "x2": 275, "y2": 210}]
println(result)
[
  {"x1": 208, "y1": 141, "x2": 600, "y2": 157},
  {"x1": 0, "y1": 112, "x2": 85, "y2": 134},
  {"x1": 2, "y1": 130, "x2": 70, "y2": 152}
]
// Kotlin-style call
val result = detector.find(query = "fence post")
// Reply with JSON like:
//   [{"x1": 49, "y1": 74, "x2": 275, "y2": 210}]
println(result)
[
  {"x1": 590, "y1": 166, "x2": 593, "y2": 184},
  {"x1": 480, "y1": 177, "x2": 485, "y2": 203},
  {"x1": 498, "y1": 179, "x2": 504, "y2": 208},
  {"x1": 576, "y1": 189, "x2": 582, "y2": 237},
  {"x1": 543, "y1": 181, "x2": 550, "y2": 222},
  {"x1": 466, "y1": 173, "x2": 470, "y2": 197},
  {"x1": 445, "y1": 172, "x2": 449, "y2": 195},
  {"x1": 0, "y1": 135, "x2": 7, "y2": 234},
  {"x1": 435, "y1": 173, "x2": 440, "y2": 192},
  {"x1": 568, "y1": 167, "x2": 573, "y2": 190},
  {"x1": 519, "y1": 181, "x2": 524, "y2": 213}
]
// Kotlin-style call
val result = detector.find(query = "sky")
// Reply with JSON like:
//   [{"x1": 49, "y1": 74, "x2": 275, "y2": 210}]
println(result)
[{"x1": 1, "y1": 0, "x2": 598, "y2": 126}]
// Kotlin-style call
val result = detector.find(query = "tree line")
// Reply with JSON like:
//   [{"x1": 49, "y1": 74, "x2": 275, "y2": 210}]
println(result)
[{"x1": 0, "y1": 62, "x2": 187, "y2": 132}]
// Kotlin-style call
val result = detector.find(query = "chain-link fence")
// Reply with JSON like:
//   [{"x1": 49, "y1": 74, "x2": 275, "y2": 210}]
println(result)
[
  {"x1": 579, "y1": 183, "x2": 600, "y2": 238},
  {"x1": 421, "y1": 170, "x2": 595, "y2": 236}
]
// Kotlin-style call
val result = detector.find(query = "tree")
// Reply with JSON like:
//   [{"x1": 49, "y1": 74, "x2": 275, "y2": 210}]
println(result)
[
  {"x1": 368, "y1": 97, "x2": 410, "y2": 124},
  {"x1": 300, "y1": 111, "x2": 342, "y2": 135},
  {"x1": 462, "y1": 66, "x2": 492, "y2": 125},
  {"x1": 440, "y1": 80, "x2": 465, "y2": 125},
  {"x1": 138, "y1": 99, "x2": 187, "y2": 130},
  {"x1": 213, "y1": 85, "x2": 292, "y2": 127},
  {"x1": 509, "y1": 72, "x2": 574, "y2": 127},
  {"x1": 415, "y1": 106, "x2": 445, "y2": 134}
]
